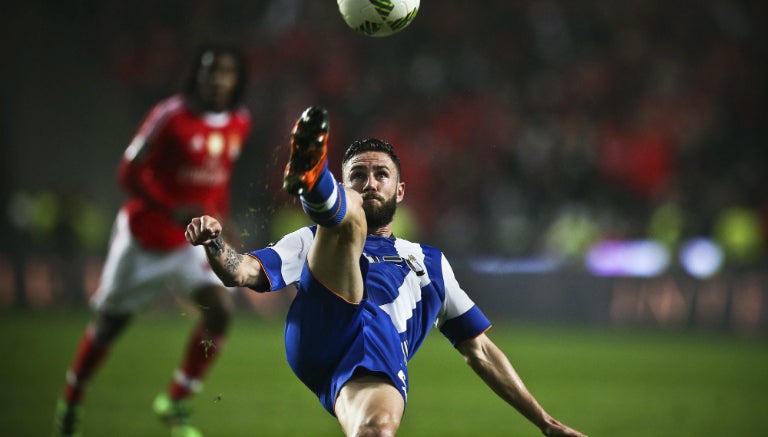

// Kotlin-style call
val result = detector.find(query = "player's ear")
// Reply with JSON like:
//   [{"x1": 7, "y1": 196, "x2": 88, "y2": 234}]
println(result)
[{"x1": 396, "y1": 181, "x2": 405, "y2": 203}]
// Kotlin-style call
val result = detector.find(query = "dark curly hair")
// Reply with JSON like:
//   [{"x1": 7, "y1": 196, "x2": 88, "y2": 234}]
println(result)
[{"x1": 182, "y1": 41, "x2": 248, "y2": 109}]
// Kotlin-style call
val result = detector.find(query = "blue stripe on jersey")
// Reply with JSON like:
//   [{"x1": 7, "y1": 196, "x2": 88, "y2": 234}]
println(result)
[
  {"x1": 439, "y1": 305, "x2": 491, "y2": 346},
  {"x1": 248, "y1": 247, "x2": 285, "y2": 291},
  {"x1": 400, "y1": 244, "x2": 444, "y2": 359}
]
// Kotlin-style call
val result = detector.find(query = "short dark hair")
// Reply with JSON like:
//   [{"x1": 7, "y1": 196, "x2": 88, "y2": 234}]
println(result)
[
  {"x1": 342, "y1": 138, "x2": 402, "y2": 178},
  {"x1": 183, "y1": 41, "x2": 248, "y2": 108}
]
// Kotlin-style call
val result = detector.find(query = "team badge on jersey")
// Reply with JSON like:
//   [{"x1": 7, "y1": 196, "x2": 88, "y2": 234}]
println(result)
[
  {"x1": 207, "y1": 132, "x2": 224, "y2": 157},
  {"x1": 405, "y1": 255, "x2": 425, "y2": 276}
]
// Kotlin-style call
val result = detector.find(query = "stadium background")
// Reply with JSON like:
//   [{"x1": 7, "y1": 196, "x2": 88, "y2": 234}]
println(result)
[{"x1": 0, "y1": 0, "x2": 767, "y2": 435}]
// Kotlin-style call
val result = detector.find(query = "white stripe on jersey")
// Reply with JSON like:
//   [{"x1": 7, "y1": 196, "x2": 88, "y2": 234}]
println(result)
[
  {"x1": 272, "y1": 227, "x2": 314, "y2": 285},
  {"x1": 376, "y1": 239, "x2": 430, "y2": 333},
  {"x1": 379, "y1": 272, "x2": 422, "y2": 334},
  {"x1": 435, "y1": 254, "x2": 475, "y2": 328},
  {"x1": 124, "y1": 96, "x2": 184, "y2": 161},
  {"x1": 377, "y1": 239, "x2": 475, "y2": 332},
  {"x1": 124, "y1": 135, "x2": 146, "y2": 161}
]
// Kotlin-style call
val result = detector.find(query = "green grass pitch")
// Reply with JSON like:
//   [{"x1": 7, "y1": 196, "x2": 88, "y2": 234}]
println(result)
[{"x1": 1, "y1": 309, "x2": 766, "y2": 436}]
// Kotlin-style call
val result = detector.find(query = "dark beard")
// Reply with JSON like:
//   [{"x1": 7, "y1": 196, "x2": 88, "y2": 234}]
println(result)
[{"x1": 363, "y1": 194, "x2": 397, "y2": 229}]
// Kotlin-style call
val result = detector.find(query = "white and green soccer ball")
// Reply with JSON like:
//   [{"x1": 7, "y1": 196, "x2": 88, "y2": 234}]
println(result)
[{"x1": 337, "y1": 0, "x2": 420, "y2": 37}]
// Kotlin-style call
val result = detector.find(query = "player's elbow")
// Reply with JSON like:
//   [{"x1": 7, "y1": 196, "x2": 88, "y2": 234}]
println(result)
[
  {"x1": 208, "y1": 267, "x2": 243, "y2": 288},
  {"x1": 464, "y1": 351, "x2": 492, "y2": 373},
  {"x1": 219, "y1": 276, "x2": 242, "y2": 288},
  {"x1": 224, "y1": 269, "x2": 263, "y2": 290},
  {"x1": 457, "y1": 335, "x2": 494, "y2": 368}
]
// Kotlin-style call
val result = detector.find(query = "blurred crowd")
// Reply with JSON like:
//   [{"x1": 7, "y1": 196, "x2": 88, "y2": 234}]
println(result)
[
  {"x1": 3, "y1": 0, "x2": 767, "y2": 306},
  {"x1": 90, "y1": 0, "x2": 767, "y2": 264}
]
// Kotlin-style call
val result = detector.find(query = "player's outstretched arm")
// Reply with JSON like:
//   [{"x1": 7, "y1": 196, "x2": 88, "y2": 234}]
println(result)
[
  {"x1": 456, "y1": 333, "x2": 587, "y2": 437},
  {"x1": 185, "y1": 215, "x2": 266, "y2": 289}
]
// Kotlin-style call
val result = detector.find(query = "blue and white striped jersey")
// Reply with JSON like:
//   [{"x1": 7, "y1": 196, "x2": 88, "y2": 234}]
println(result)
[{"x1": 249, "y1": 225, "x2": 492, "y2": 359}]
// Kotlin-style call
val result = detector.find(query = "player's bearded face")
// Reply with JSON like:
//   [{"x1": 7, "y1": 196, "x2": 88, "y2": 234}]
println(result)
[{"x1": 363, "y1": 191, "x2": 397, "y2": 229}]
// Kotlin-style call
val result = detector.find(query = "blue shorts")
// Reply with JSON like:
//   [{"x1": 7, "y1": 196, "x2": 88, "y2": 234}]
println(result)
[{"x1": 284, "y1": 264, "x2": 408, "y2": 415}]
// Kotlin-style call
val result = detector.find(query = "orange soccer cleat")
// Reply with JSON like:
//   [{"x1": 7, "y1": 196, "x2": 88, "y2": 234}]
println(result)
[{"x1": 282, "y1": 106, "x2": 330, "y2": 196}]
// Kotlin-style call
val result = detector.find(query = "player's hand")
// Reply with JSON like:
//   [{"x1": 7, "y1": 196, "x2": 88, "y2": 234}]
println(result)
[
  {"x1": 541, "y1": 419, "x2": 587, "y2": 437},
  {"x1": 186, "y1": 215, "x2": 222, "y2": 246}
]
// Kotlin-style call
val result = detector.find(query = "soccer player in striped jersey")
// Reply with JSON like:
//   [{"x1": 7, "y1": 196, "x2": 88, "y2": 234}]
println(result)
[
  {"x1": 185, "y1": 107, "x2": 587, "y2": 437},
  {"x1": 54, "y1": 42, "x2": 251, "y2": 437}
]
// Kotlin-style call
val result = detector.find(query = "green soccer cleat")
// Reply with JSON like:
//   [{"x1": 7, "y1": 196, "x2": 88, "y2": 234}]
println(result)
[
  {"x1": 153, "y1": 393, "x2": 203, "y2": 437},
  {"x1": 53, "y1": 399, "x2": 82, "y2": 437},
  {"x1": 170, "y1": 424, "x2": 203, "y2": 437}
]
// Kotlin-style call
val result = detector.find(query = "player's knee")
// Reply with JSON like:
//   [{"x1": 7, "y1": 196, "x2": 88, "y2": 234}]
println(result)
[
  {"x1": 93, "y1": 313, "x2": 132, "y2": 344},
  {"x1": 354, "y1": 413, "x2": 400, "y2": 437}
]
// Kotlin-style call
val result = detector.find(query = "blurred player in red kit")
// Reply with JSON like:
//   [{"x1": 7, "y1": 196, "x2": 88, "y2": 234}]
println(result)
[{"x1": 54, "y1": 42, "x2": 251, "y2": 437}]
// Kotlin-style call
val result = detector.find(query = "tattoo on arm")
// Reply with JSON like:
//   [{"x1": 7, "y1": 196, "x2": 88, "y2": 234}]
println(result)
[
  {"x1": 203, "y1": 235, "x2": 245, "y2": 282},
  {"x1": 205, "y1": 235, "x2": 225, "y2": 257},
  {"x1": 223, "y1": 246, "x2": 243, "y2": 273}
]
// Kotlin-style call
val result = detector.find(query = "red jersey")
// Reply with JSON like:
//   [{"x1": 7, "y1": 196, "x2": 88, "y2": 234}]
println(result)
[{"x1": 118, "y1": 95, "x2": 251, "y2": 250}]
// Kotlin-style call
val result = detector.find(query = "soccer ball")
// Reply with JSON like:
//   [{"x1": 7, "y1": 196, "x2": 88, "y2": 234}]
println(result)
[{"x1": 337, "y1": 0, "x2": 420, "y2": 37}]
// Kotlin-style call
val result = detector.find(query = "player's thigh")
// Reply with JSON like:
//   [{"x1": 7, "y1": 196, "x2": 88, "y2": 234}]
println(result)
[
  {"x1": 335, "y1": 375, "x2": 404, "y2": 436},
  {"x1": 91, "y1": 223, "x2": 162, "y2": 313}
]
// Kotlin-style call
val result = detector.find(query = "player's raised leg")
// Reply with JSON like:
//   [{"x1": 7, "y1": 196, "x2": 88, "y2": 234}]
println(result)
[
  {"x1": 334, "y1": 372, "x2": 405, "y2": 437},
  {"x1": 283, "y1": 106, "x2": 366, "y2": 303}
]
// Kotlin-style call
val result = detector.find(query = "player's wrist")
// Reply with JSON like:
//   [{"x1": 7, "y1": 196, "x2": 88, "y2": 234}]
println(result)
[{"x1": 204, "y1": 235, "x2": 225, "y2": 257}]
